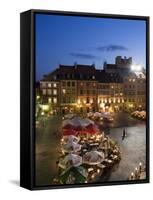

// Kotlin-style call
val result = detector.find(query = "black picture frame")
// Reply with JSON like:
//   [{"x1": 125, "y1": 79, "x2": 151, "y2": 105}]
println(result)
[{"x1": 20, "y1": 9, "x2": 150, "y2": 190}]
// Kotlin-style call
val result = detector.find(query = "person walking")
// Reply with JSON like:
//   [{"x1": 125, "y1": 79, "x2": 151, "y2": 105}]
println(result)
[{"x1": 122, "y1": 128, "x2": 126, "y2": 140}]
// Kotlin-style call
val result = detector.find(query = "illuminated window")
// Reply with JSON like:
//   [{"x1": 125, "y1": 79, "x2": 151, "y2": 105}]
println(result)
[
  {"x1": 92, "y1": 75, "x2": 95, "y2": 79},
  {"x1": 53, "y1": 89, "x2": 57, "y2": 95},
  {"x1": 53, "y1": 83, "x2": 57, "y2": 87},
  {"x1": 62, "y1": 89, "x2": 66, "y2": 94},
  {"x1": 77, "y1": 99, "x2": 80, "y2": 104},
  {"x1": 48, "y1": 98, "x2": 52, "y2": 103},
  {"x1": 42, "y1": 89, "x2": 46, "y2": 95},
  {"x1": 90, "y1": 99, "x2": 93, "y2": 104},
  {"x1": 53, "y1": 97, "x2": 57, "y2": 104},
  {"x1": 48, "y1": 83, "x2": 51, "y2": 87},
  {"x1": 133, "y1": 79, "x2": 135, "y2": 82}
]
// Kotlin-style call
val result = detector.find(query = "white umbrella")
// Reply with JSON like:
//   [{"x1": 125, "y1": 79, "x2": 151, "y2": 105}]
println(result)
[
  {"x1": 62, "y1": 117, "x2": 95, "y2": 128},
  {"x1": 82, "y1": 118, "x2": 94, "y2": 126},
  {"x1": 64, "y1": 113, "x2": 74, "y2": 119},
  {"x1": 93, "y1": 112, "x2": 102, "y2": 118},
  {"x1": 87, "y1": 112, "x2": 93, "y2": 117},
  {"x1": 63, "y1": 135, "x2": 79, "y2": 143},
  {"x1": 62, "y1": 154, "x2": 82, "y2": 167},
  {"x1": 71, "y1": 117, "x2": 94, "y2": 127},
  {"x1": 62, "y1": 119, "x2": 74, "y2": 127},
  {"x1": 83, "y1": 151, "x2": 105, "y2": 165},
  {"x1": 63, "y1": 141, "x2": 81, "y2": 153}
]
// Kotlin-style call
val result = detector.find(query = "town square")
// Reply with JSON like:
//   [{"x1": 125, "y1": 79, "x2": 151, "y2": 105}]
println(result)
[{"x1": 35, "y1": 13, "x2": 147, "y2": 186}]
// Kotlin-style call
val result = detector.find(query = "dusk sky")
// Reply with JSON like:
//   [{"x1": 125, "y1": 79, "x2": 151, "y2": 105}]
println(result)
[{"x1": 35, "y1": 14, "x2": 146, "y2": 81}]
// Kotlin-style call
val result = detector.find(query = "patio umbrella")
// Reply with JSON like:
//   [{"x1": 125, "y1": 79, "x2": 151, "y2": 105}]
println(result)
[
  {"x1": 64, "y1": 113, "x2": 74, "y2": 119},
  {"x1": 71, "y1": 117, "x2": 91, "y2": 127},
  {"x1": 81, "y1": 118, "x2": 94, "y2": 126},
  {"x1": 61, "y1": 153, "x2": 82, "y2": 167},
  {"x1": 93, "y1": 112, "x2": 102, "y2": 118},
  {"x1": 62, "y1": 129, "x2": 77, "y2": 136},
  {"x1": 62, "y1": 124, "x2": 75, "y2": 130},
  {"x1": 85, "y1": 124, "x2": 99, "y2": 134},
  {"x1": 62, "y1": 119, "x2": 74, "y2": 127},
  {"x1": 59, "y1": 166, "x2": 88, "y2": 184},
  {"x1": 63, "y1": 117, "x2": 94, "y2": 128},
  {"x1": 83, "y1": 151, "x2": 105, "y2": 165},
  {"x1": 87, "y1": 112, "x2": 93, "y2": 117},
  {"x1": 63, "y1": 141, "x2": 81, "y2": 153},
  {"x1": 63, "y1": 135, "x2": 79, "y2": 143}
]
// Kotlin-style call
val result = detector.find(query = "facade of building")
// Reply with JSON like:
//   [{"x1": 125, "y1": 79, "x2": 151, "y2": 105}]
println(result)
[
  {"x1": 123, "y1": 71, "x2": 146, "y2": 111},
  {"x1": 96, "y1": 69, "x2": 124, "y2": 112},
  {"x1": 39, "y1": 56, "x2": 146, "y2": 114}
]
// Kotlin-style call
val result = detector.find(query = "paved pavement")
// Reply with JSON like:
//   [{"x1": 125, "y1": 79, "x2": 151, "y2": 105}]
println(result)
[
  {"x1": 105, "y1": 125, "x2": 146, "y2": 181},
  {"x1": 36, "y1": 115, "x2": 62, "y2": 186},
  {"x1": 35, "y1": 112, "x2": 146, "y2": 185}
]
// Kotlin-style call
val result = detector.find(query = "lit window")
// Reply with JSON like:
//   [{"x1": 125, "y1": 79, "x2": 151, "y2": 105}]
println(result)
[
  {"x1": 53, "y1": 83, "x2": 57, "y2": 87},
  {"x1": 78, "y1": 99, "x2": 80, "y2": 104},
  {"x1": 111, "y1": 85, "x2": 114, "y2": 89},
  {"x1": 53, "y1": 89, "x2": 57, "y2": 95},
  {"x1": 48, "y1": 98, "x2": 52, "y2": 103},
  {"x1": 92, "y1": 75, "x2": 95, "y2": 79},
  {"x1": 62, "y1": 89, "x2": 66, "y2": 94},
  {"x1": 133, "y1": 79, "x2": 135, "y2": 82},
  {"x1": 90, "y1": 99, "x2": 93, "y2": 104},
  {"x1": 48, "y1": 83, "x2": 52, "y2": 87},
  {"x1": 42, "y1": 89, "x2": 46, "y2": 95},
  {"x1": 53, "y1": 97, "x2": 57, "y2": 104}
]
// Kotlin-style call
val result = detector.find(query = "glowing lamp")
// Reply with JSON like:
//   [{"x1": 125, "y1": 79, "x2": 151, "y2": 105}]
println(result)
[{"x1": 131, "y1": 64, "x2": 142, "y2": 71}]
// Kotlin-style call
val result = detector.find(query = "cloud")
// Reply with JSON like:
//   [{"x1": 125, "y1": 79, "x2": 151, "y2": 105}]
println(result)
[
  {"x1": 70, "y1": 53, "x2": 100, "y2": 60},
  {"x1": 97, "y1": 44, "x2": 128, "y2": 52}
]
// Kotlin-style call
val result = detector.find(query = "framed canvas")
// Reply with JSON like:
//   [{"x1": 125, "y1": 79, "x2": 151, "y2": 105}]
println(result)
[{"x1": 20, "y1": 9, "x2": 150, "y2": 190}]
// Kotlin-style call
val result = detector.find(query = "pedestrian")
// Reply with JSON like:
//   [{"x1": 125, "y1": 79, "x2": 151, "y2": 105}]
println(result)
[{"x1": 122, "y1": 128, "x2": 126, "y2": 140}]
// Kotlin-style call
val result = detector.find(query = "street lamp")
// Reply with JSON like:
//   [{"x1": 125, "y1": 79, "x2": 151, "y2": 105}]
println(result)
[{"x1": 131, "y1": 64, "x2": 142, "y2": 71}]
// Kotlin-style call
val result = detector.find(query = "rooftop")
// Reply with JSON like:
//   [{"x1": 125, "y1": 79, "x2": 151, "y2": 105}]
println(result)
[{"x1": 41, "y1": 64, "x2": 123, "y2": 83}]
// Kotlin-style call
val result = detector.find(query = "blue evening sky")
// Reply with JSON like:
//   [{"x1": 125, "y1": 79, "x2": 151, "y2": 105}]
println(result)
[{"x1": 35, "y1": 14, "x2": 146, "y2": 81}]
